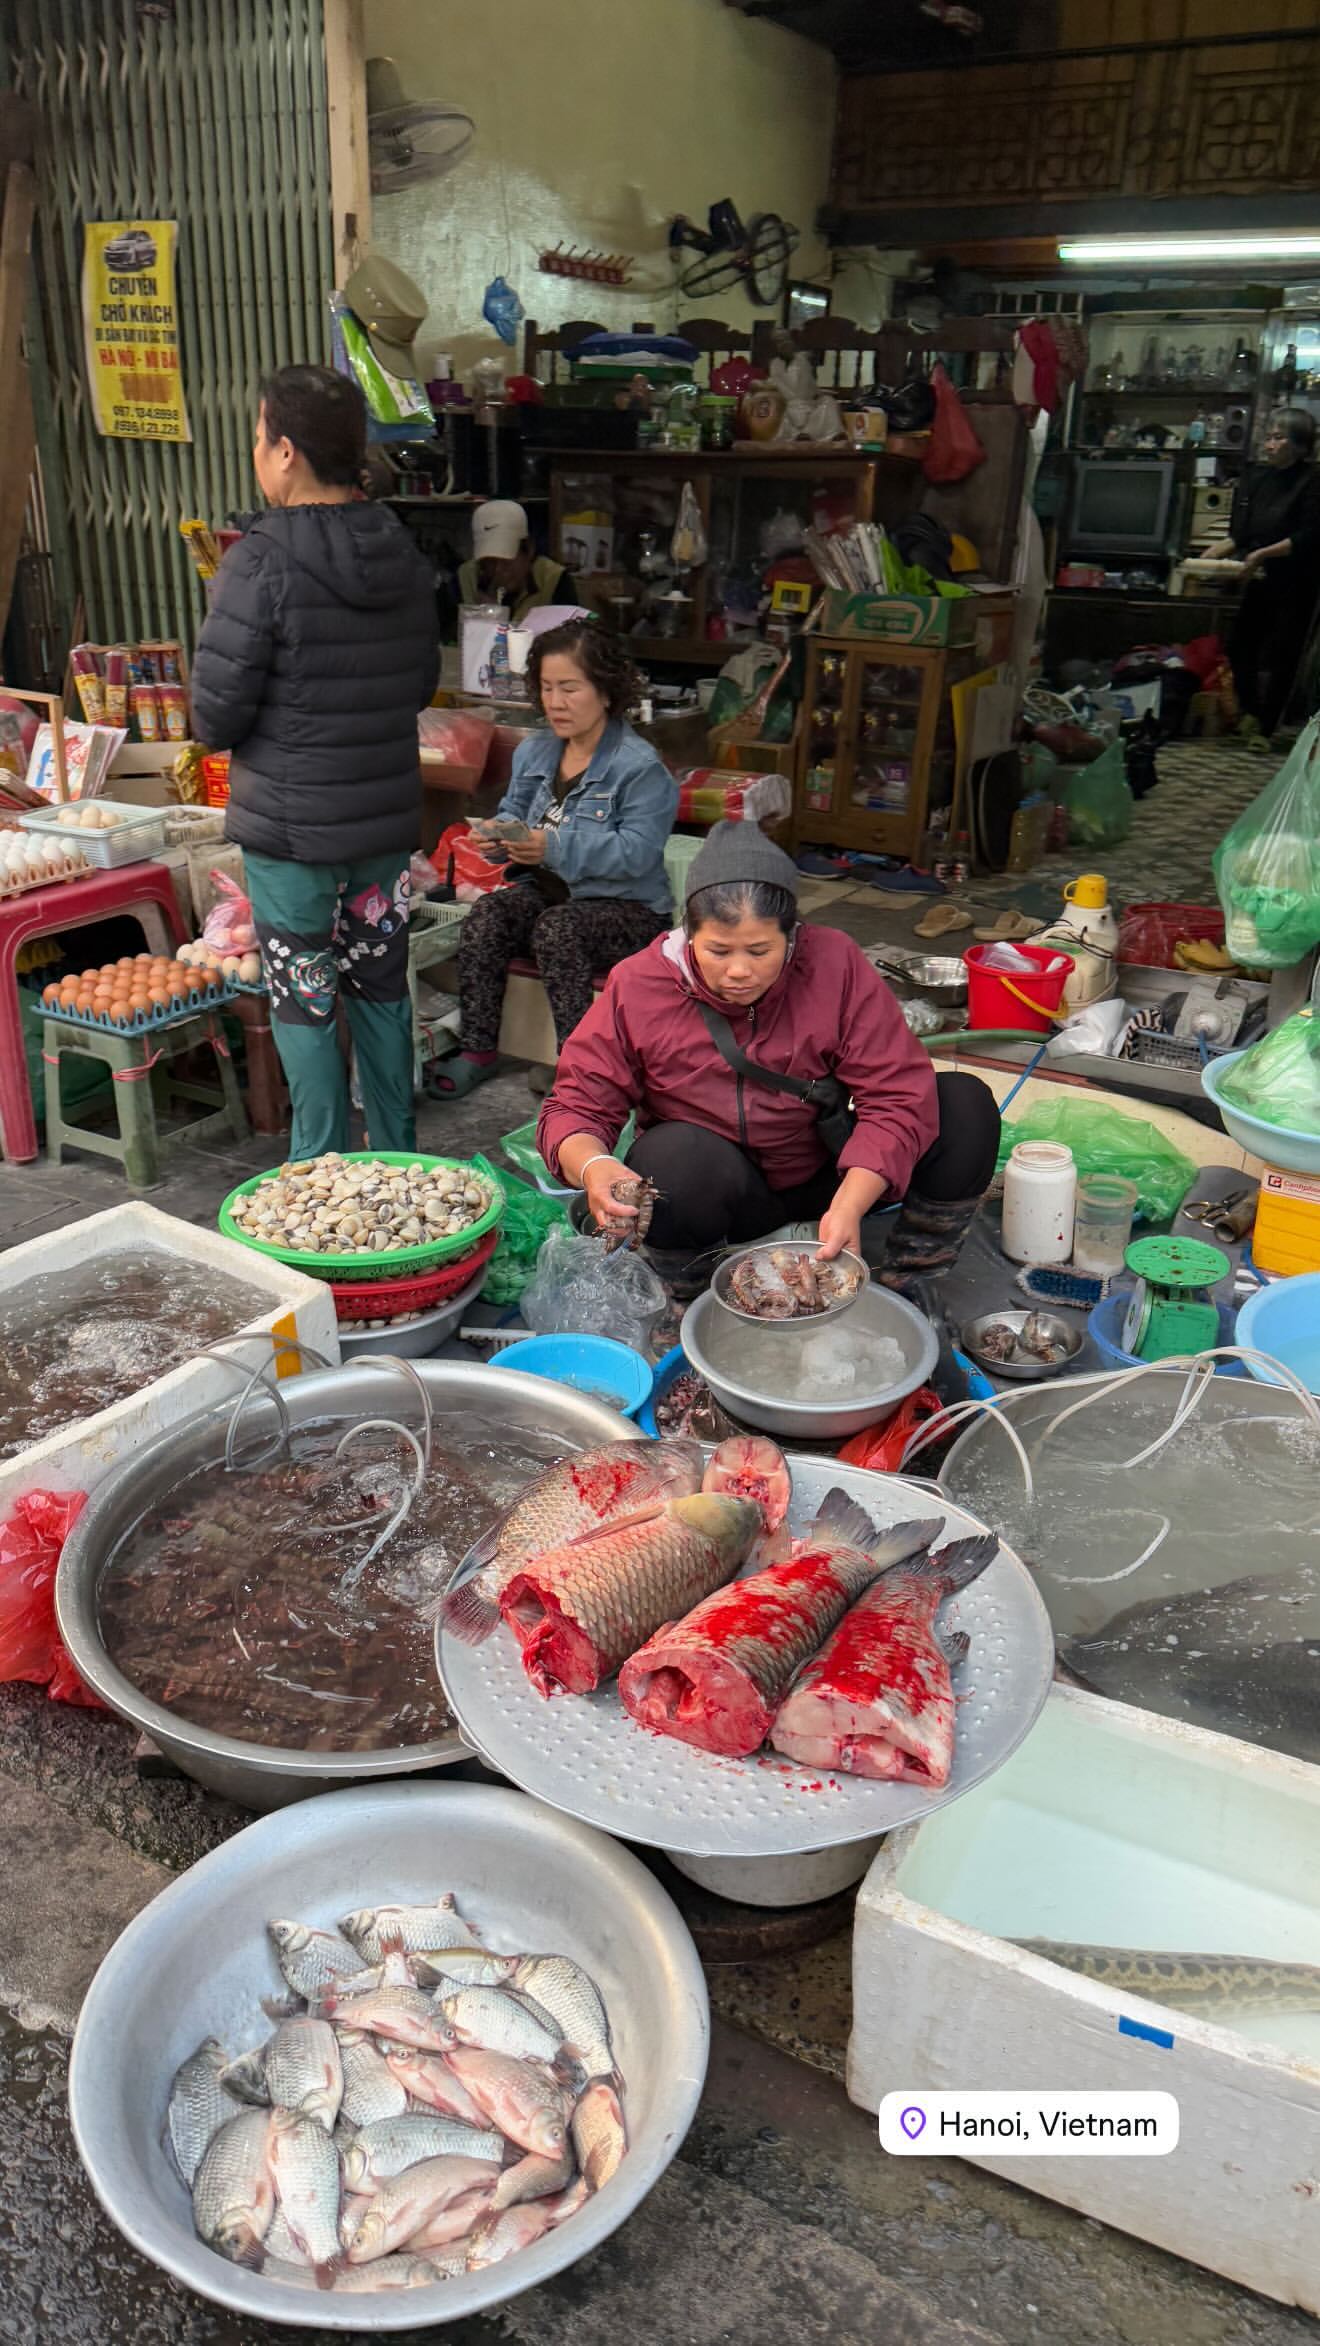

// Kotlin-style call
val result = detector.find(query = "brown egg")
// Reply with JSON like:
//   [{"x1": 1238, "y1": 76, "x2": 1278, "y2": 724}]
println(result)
[
  {"x1": 41, "y1": 982, "x2": 60, "y2": 1006},
  {"x1": 115, "y1": 957, "x2": 134, "y2": 972},
  {"x1": 81, "y1": 968, "x2": 100, "y2": 985},
  {"x1": 127, "y1": 990, "x2": 149, "y2": 1012},
  {"x1": 109, "y1": 1000, "x2": 134, "y2": 1023},
  {"x1": 92, "y1": 987, "x2": 114, "y2": 1007},
  {"x1": 133, "y1": 951, "x2": 152, "y2": 966},
  {"x1": 148, "y1": 983, "x2": 172, "y2": 1009},
  {"x1": 100, "y1": 963, "x2": 119, "y2": 982}
]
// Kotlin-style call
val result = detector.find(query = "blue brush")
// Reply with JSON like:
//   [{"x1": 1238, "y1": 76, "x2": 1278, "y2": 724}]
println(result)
[{"x1": 1014, "y1": 1264, "x2": 1111, "y2": 1310}]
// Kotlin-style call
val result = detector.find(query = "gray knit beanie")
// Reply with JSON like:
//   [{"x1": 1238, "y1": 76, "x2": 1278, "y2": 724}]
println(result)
[{"x1": 685, "y1": 819, "x2": 800, "y2": 906}]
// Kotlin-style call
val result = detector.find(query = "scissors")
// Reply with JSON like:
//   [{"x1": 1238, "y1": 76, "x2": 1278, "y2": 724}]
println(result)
[{"x1": 1182, "y1": 1187, "x2": 1256, "y2": 1242}]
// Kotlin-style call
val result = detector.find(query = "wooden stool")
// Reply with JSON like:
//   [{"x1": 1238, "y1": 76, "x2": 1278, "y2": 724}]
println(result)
[{"x1": 43, "y1": 1012, "x2": 248, "y2": 1189}]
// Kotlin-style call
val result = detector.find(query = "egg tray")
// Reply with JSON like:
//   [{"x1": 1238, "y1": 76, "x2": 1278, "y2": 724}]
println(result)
[
  {"x1": 218, "y1": 1150, "x2": 506, "y2": 1276},
  {"x1": 41, "y1": 979, "x2": 238, "y2": 1035},
  {"x1": 0, "y1": 859, "x2": 94, "y2": 900}
]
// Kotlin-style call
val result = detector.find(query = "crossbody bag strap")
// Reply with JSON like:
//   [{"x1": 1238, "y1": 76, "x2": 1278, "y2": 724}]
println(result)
[{"x1": 696, "y1": 1000, "x2": 827, "y2": 1104}]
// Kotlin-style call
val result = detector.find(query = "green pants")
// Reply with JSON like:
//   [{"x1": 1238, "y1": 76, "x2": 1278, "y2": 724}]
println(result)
[{"x1": 244, "y1": 849, "x2": 416, "y2": 1160}]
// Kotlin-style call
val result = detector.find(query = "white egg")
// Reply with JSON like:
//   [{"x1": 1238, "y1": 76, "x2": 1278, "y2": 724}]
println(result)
[{"x1": 237, "y1": 952, "x2": 262, "y2": 984}]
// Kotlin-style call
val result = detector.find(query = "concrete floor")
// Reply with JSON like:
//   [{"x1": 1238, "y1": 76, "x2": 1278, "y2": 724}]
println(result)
[{"x1": 0, "y1": 818, "x2": 1310, "y2": 2343}]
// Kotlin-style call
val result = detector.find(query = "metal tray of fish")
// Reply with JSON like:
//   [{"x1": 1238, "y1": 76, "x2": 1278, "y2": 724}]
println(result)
[{"x1": 437, "y1": 1456, "x2": 1054, "y2": 1858}]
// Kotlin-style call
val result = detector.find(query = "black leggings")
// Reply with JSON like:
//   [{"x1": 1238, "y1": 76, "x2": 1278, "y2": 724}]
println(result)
[
  {"x1": 627, "y1": 1071, "x2": 1001, "y2": 1254},
  {"x1": 1229, "y1": 580, "x2": 1314, "y2": 735}
]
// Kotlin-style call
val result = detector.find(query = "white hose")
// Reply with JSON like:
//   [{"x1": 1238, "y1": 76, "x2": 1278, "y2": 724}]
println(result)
[
  {"x1": 359, "y1": 1354, "x2": 433, "y2": 1476},
  {"x1": 334, "y1": 1418, "x2": 426, "y2": 1584},
  {"x1": 901, "y1": 1394, "x2": 1036, "y2": 1500}
]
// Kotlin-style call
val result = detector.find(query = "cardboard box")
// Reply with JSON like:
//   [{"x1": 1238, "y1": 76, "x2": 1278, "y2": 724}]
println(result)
[{"x1": 821, "y1": 587, "x2": 1014, "y2": 654}]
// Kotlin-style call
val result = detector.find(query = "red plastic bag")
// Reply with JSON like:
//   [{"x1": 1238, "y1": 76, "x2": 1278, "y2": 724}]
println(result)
[
  {"x1": 430, "y1": 822, "x2": 512, "y2": 901},
  {"x1": 0, "y1": 1488, "x2": 103, "y2": 1707},
  {"x1": 202, "y1": 870, "x2": 257, "y2": 955},
  {"x1": 1118, "y1": 901, "x2": 1224, "y2": 969},
  {"x1": 922, "y1": 364, "x2": 986, "y2": 485},
  {"x1": 418, "y1": 706, "x2": 495, "y2": 786},
  {"x1": 837, "y1": 1387, "x2": 944, "y2": 1471}
]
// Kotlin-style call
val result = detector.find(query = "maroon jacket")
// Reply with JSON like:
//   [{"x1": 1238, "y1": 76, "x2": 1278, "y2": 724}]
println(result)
[{"x1": 537, "y1": 924, "x2": 939, "y2": 1197}]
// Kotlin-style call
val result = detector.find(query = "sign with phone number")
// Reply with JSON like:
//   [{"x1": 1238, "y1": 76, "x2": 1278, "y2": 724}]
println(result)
[{"x1": 81, "y1": 219, "x2": 191, "y2": 444}]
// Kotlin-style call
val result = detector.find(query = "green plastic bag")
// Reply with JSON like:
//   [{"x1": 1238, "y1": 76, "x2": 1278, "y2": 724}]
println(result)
[
  {"x1": 1064, "y1": 739, "x2": 1133, "y2": 849},
  {"x1": 996, "y1": 1097, "x2": 1195, "y2": 1224},
  {"x1": 480, "y1": 1163, "x2": 569, "y2": 1306},
  {"x1": 1213, "y1": 716, "x2": 1320, "y2": 969},
  {"x1": 1219, "y1": 1010, "x2": 1320, "y2": 1136}
]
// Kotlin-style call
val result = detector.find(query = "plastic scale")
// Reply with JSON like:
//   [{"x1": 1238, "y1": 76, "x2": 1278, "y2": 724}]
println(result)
[{"x1": 1121, "y1": 1234, "x2": 1230, "y2": 1361}]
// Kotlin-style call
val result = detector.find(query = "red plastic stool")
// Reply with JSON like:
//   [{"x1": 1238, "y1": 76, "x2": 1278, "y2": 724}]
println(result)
[{"x1": 0, "y1": 862, "x2": 186, "y2": 1163}]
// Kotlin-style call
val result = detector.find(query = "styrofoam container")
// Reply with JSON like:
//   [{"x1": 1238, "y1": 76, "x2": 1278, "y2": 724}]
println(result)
[
  {"x1": 0, "y1": 1201, "x2": 340, "y2": 1512},
  {"x1": 850, "y1": 1684, "x2": 1320, "y2": 2311},
  {"x1": 20, "y1": 799, "x2": 169, "y2": 867}
]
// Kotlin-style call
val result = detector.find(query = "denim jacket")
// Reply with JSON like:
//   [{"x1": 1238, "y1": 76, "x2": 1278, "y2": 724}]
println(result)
[{"x1": 496, "y1": 719, "x2": 677, "y2": 917}]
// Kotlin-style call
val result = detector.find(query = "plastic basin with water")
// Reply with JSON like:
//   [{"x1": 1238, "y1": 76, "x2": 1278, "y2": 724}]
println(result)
[{"x1": 1236, "y1": 1273, "x2": 1320, "y2": 1396}]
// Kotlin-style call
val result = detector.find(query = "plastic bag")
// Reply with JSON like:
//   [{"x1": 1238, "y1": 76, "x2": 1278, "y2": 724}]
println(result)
[
  {"x1": 431, "y1": 822, "x2": 511, "y2": 901},
  {"x1": 838, "y1": 1389, "x2": 943, "y2": 1472},
  {"x1": 521, "y1": 1222, "x2": 667, "y2": 1351},
  {"x1": 922, "y1": 363, "x2": 985, "y2": 484},
  {"x1": 418, "y1": 706, "x2": 494, "y2": 782},
  {"x1": 501, "y1": 1114, "x2": 636, "y2": 1194},
  {"x1": 0, "y1": 1489, "x2": 103, "y2": 1706},
  {"x1": 1213, "y1": 717, "x2": 1320, "y2": 969},
  {"x1": 482, "y1": 275, "x2": 524, "y2": 346},
  {"x1": 996, "y1": 1097, "x2": 1196, "y2": 1225},
  {"x1": 202, "y1": 871, "x2": 257, "y2": 955},
  {"x1": 1219, "y1": 1012, "x2": 1320, "y2": 1136},
  {"x1": 1064, "y1": 738, "x2": 1133, "y2": 848},
  {"x1": 482, "y1": 1171, "x2": 570, "y2": 1306}
]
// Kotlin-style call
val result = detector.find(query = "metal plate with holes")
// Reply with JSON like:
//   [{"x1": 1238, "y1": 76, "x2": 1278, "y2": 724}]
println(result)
[{"x1": 437, "y1": 1457, "x2": 1054, "y2": 1857}]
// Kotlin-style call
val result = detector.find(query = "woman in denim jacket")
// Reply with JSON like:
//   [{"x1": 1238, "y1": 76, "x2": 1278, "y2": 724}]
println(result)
[{"x1": 431, "y1": 618, "x2": 677, "y2": 1096}]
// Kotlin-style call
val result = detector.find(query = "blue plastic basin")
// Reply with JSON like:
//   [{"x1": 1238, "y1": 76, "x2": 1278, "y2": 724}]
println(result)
[
  {"x1": 1235, "y1": 1273, "x2": 1320, "y2": 1396},
  {"x1": 491, "y1": 1333, "x2": 654, "y2": 1419},
  {"x1": 1087, "y1": 1289, "x2": 1243, "y2": 1375}
]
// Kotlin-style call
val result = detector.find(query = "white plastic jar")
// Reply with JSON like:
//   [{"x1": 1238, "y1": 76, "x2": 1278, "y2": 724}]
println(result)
[{"x1": 1001, "y1": 1141, "x2": 1077, "y2": 1263}]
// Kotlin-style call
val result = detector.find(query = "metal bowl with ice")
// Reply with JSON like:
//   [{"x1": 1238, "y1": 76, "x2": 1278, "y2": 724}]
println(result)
[
  {"x1": 68, "y1": 1781, "x2": 709, "y2": 2330},
  {"x1": 55, "y1": 1364, "x2": 636, "y2": 1810},
  {"x1": 681, "y1": 1283, "x2": 939, "y2": 1439}
]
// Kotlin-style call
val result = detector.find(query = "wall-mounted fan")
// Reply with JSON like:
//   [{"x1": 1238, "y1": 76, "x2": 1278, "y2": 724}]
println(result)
[{"x1": 367, "y1": 56, "x2": 475, "y2": 193}]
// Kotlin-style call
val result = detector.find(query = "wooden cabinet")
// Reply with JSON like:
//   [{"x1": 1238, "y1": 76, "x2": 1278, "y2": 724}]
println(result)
[
  {"x1": 545, "y1": 447, "x2": 923, "y2": 668},
  {"x1": 792, "y1": 633, "x2": 981, "y2": 862}
]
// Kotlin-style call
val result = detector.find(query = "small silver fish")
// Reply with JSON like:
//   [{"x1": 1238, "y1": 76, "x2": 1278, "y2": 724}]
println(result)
[
  {"x1": 268, "y1": 2109, "x2": 343, "y2": 2285},
  {"x1": 443, "y1": 2048, "x2": 571, "y2": 2157},
  {"x1": 466, "y1": 2180, "x2": 588, "y2": 2268},
  {"x1": 263, "y1": 2204, "x2": 311, "y2": 2268},
  {"x1": 377, "y1": 2043, "x2": 490, "y2": 2127},
  {"x1": 571, "y1": 2079, "x2": 627, "y2": 2191},
  {"x1": 166, "y1": 2038, "x2": 239, "y2": 2189},
  {"x1": 512, "y1": 1954, "x2": 616, "y2": 2083},
  {"x1": 267, "y1": 1919, "x2": 364, "y2": 1998},
  {"x1": 437, "y1": 1986, "x2": 563, "y2": 2065},
  {"x1": 339, "y1": 1897, "x2": 479, "y2": 1962},
  {"x1": 315, "y1": 1984, "x2": 447, "y2": 2051},
  {"x1": 332, "y1": 2256, "x2": 451, "y2": 2290},
  {"x1": 413, "y1": 1947, "x2": 519, "y2": 1990},
  {"x1": 340, "y1": 2112, "x2": 504, "y2": 2193},
  {"x1": 336, "y1": 2029, "x2": 408, "y2": 2126},
  {"x1": 344, "y1": 2154, "x2": 501, "y2": 2263},
  {"x1": 192, "y1": 2107, "x2": 275, "y2": 2268},
  {"x1": 490, "y1": 2142, "x2": 576, "y2": 2211},
  {"x1": 264, "y1": 2018, "x2": 342, "y2": 2132},
  {"x1": 218, "y1": 2043, "x2": 270, "y2": 2106}
]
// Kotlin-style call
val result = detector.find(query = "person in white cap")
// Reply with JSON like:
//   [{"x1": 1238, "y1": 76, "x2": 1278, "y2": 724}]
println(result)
[{"x1": 458, "y1": 500, "x2": 578, "y2": 623}]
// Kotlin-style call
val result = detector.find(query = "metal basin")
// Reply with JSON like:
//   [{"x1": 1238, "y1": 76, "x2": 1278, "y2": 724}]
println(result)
[
  {"x1": 873, "y1": 947, "x2": 969, "y2": 1008},
  {"x1": 711, "y1": 1238, "x2": 868, "y2": 1327},
  {"x1": 680, "y1": 1283, "x2": 939, "y2": 1440},
  {"x1": 68, "y1": 1780, "x2": 709, "y2": 2330},
  {"x1": 55, "y1": 1364, "x2": 636, "y2": 1810},
  {"x1": 960, "y1": 1307, "x2": 1083, "y2": 1382}
]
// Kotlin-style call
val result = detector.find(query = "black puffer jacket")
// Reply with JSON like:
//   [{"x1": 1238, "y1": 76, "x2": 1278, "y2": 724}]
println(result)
[{"x1": 192, "y1": 503, "x2": 439, "y2": 864}]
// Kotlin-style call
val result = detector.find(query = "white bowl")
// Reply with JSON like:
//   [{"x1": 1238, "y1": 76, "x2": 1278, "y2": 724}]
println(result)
[{"x1": 69, "y1": 1782, "x2": 709, "y2": 2329}]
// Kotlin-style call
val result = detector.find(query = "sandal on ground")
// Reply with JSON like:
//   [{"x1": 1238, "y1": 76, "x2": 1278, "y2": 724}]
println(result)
[
  {"x1": 423, "y1": 1054, "x2": 499, "y2": 1100},
  {"x1": 914, "y1": 899, "x2": 974, "y2": 940},
  {"x1": 973, "y1": 909, "x2": 1042, "y2": 942}
]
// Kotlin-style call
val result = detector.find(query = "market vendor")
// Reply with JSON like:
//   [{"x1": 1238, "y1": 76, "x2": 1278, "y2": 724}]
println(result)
[
  {"x1": 429, "y1": 617, "x2": 677, "y2": 1098},
  {"x1": 1208, "y1": 406, "x2": 1320, "y2": 741},
  {"x1": 191, "y1": 363, "x2": 439, "y2": 1157},
  {"x1": 458, "y1": 500, "x2": 578, "y2": 622},
  {"x1": 536, "y1": 822, "x2": 1002, "y2": 1288}
]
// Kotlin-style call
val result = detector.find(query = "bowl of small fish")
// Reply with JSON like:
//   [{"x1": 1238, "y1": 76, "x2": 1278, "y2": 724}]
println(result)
[
  {"x1": 55, "y1": 1361, "x2": 639, "y2": 1808},
  {"x1": 682, "y1": 1281, "x2": 940, "y2": 1439},
  {"x1": 960, "y1": 1308, "x2": 1083, "y2": 1382},
  {"x1": 68, "y1": 1779, "x2": 709, "y2": 2328},
  {"x1": 712, "y1": 1239, "x2": 869, "y2": 1326}
]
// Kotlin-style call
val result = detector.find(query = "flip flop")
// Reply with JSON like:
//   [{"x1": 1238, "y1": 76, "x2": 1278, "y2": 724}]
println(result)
[
  {"x1": 913, "y1": 900, "x2": 974, "y2": 939},
  {"x1": 423, "y1": 1055, "x2": 499, "y2": 1100},
  {"x1": 973, "y1": 910, "x2": 1042, "y2": 942}
]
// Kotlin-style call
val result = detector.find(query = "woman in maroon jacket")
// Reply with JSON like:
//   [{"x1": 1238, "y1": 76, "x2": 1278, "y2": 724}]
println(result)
[{"x1": 537, "y1": 822, "x2": 1001, "y2": 1287}]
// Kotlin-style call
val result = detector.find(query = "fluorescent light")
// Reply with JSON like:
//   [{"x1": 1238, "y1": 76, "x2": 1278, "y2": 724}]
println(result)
[{"x1": 1059, "y1": 234, "x2": 1320, "y2": 266}]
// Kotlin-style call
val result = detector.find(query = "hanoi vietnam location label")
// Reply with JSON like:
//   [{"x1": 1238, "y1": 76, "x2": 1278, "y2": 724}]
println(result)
[{"x1": 879, "y1": 2092, "x2": 1179, "y2": 2155}]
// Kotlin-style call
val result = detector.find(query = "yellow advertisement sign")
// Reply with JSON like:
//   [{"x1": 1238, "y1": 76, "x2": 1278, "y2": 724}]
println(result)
[{"x1": 82, "y1": 220, "x2": 191, "y2": 443}]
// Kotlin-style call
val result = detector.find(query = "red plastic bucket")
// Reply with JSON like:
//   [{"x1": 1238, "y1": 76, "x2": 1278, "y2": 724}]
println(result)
[{"x1": 963, "y1": 941, "x2": 1071, "y2": 1034}]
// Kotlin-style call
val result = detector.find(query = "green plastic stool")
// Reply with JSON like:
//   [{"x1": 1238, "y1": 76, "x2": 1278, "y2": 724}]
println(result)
[{"x1": 42, "y1": 1012, "x2": 249, "y2": 1189}]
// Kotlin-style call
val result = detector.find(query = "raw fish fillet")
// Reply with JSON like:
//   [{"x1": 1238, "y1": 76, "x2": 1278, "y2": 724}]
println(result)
[
  {"x1": 770, "y1": 1535, "x2": 998, "y2": 1784},
  {"x1": 618, "y1": 1495, "x2": 941, "y2": 1759},
  {"x1": 500, "y1": 1494, "x2": 762, "y2": 1697}
]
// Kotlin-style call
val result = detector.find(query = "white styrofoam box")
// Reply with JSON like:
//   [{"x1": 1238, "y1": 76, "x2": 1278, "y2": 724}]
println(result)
[
  {"x1": 850, "y1": 1685, "x2": 1320, "y2": 2312},
  {"x1": 0, "y1": 1202, "x2": 340, "y2": 1512}
]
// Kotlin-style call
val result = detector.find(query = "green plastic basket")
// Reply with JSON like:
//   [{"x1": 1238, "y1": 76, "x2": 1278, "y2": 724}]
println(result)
[{"x1": 218, "y1": 1151, "x2": 505, "y2": 1277}]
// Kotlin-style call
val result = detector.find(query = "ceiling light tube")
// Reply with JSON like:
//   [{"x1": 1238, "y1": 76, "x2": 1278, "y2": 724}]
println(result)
[{"x1": 1058, "y1": 234, "x2": 1320, "y2": 266}]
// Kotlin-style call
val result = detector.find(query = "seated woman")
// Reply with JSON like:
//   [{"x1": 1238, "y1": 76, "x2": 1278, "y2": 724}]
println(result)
[
  {"x1": 536, "y1": 822, "x2": 1001, "y2": 1288},
  {"x1": 431, "y1": 618, "x2": 678, "y2": 1097}
]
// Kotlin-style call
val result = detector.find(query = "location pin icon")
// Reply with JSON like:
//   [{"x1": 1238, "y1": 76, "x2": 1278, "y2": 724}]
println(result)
[{"x1": 900, "y1": 2105, "x2": 926, "y2": 2140}]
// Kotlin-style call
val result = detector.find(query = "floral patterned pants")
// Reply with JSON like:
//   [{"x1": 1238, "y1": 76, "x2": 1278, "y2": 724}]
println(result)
[{"x1": 458, "y1": 882, "x2": 668, "y2": 1053}]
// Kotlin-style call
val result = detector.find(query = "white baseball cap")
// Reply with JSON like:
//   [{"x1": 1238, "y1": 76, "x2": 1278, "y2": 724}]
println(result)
[{"x1": 472, "y1": 500, "x2": 529, "y2": 560}]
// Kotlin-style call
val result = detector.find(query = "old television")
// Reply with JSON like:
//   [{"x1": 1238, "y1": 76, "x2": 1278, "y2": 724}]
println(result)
[{"x1": 1064, "y1": 457, "x2": 1180, "y2": 560}]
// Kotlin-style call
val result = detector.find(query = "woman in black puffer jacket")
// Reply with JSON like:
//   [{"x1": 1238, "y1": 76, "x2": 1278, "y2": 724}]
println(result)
[{"x1": 192, "y1": 365, "x2": 439, "y2": 1156}]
